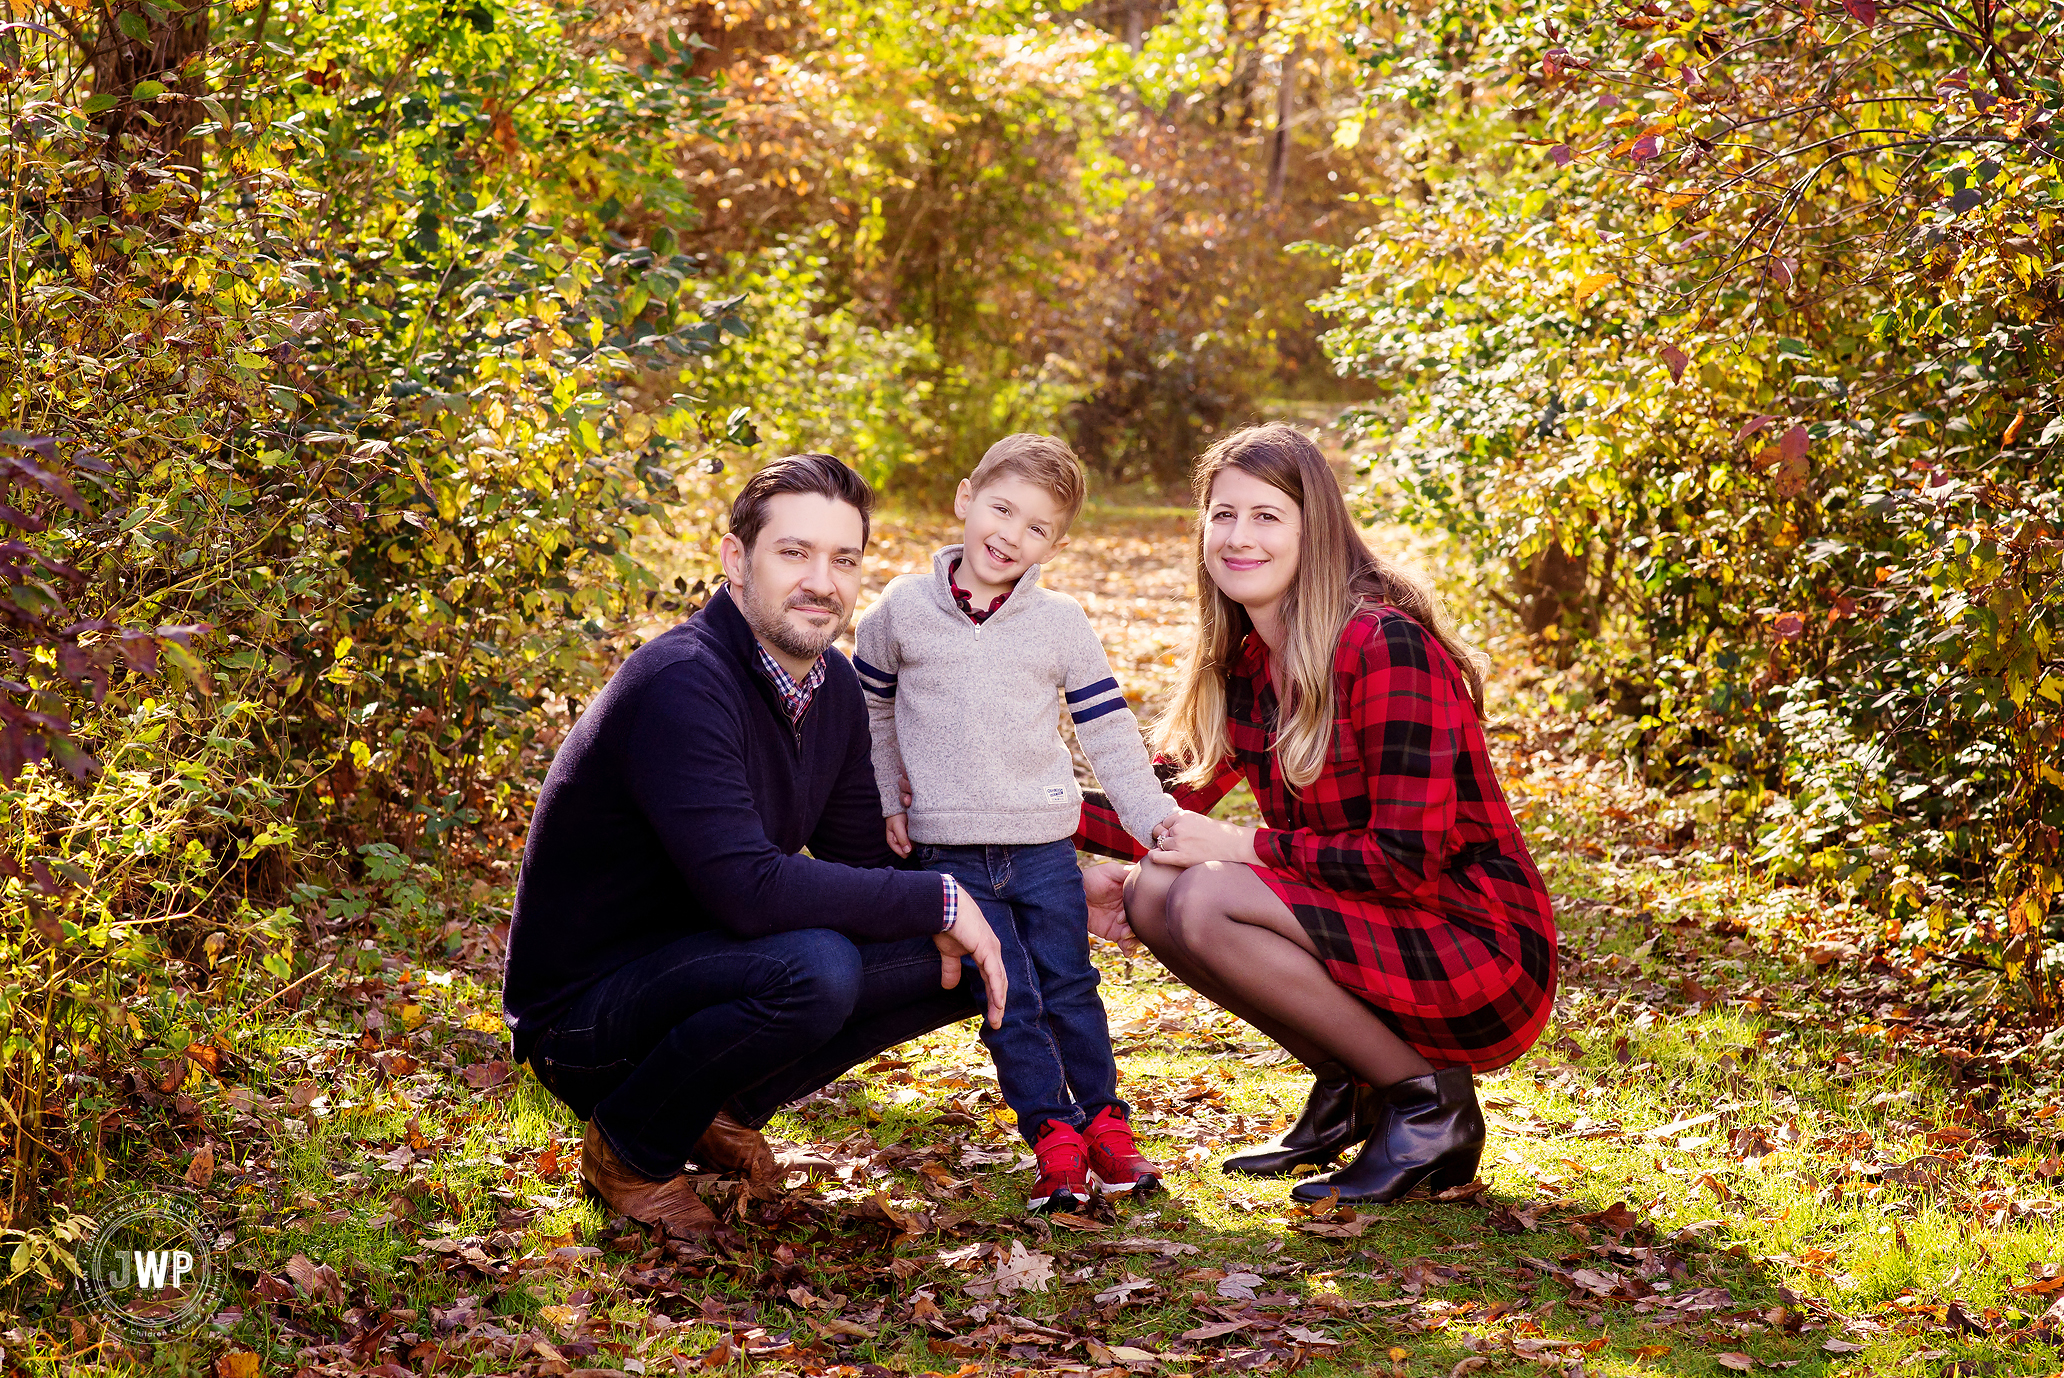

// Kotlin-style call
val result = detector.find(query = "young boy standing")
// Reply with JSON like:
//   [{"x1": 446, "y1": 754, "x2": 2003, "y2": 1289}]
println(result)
[{"x1": 854, "y1": 434, "x2": 1177, "y2": 1214}]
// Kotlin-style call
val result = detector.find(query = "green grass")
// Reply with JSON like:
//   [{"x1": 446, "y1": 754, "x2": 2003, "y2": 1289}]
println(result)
[
  {"x1": 16, "y1": 508, "x2": 2061, "y2": 1377},
  {"x1": 28, "y1": 839, "x2": 2060, "y2": 1377}
]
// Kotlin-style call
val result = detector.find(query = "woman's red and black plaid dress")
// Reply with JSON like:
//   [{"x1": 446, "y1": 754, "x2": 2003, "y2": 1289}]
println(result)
[{"x1": 1077, "y1": 606, "x2": 1557, "y2": 1072}]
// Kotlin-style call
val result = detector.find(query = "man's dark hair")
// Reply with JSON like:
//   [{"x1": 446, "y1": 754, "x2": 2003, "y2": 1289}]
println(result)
[{"x1": 728, "y1": 453, "x2": 874, "y2": 554}]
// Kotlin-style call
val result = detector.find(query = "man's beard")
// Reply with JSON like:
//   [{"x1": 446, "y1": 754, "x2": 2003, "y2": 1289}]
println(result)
[{"x1": 734, "y1": 572, "x2": 848, "y2": 662}]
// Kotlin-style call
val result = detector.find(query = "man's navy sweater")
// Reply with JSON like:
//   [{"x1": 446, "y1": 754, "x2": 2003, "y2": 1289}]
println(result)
[{"x1": 502, "y1": 585, "x2": 947, "y2": 1064}]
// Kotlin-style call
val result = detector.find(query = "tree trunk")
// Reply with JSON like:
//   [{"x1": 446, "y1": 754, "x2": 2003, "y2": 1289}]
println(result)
[
  {"x1": 1266, "y1": 37, "x2": 1302, "y2": 206},
  {"x1": 86, "y1": 0, "x2": 210, "y2": 183}
]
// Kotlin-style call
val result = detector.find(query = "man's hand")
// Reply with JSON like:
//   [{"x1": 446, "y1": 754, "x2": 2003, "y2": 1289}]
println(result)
[
  {"x1": 1082, "y1": 861, "x2": 1137, "y2": 954},
  {"x1": 933, "y1": 879, "x2": 1008, "y2": 1029},
  {"x1": 1148, "y1": 808, "x2": 1260, "y2": 869},
  {"x1": 886, "y1": 812, "x2": 912, "y2": 858}
]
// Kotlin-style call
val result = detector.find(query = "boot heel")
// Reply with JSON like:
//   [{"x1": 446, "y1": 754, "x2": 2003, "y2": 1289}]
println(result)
[{"x1": 1428, "y1": 1144, "x2": 1483, "y2": 1192}]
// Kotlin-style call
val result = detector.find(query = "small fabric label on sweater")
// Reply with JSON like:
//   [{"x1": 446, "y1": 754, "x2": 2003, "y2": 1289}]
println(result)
[{"x1": 1045, "y1": 786, "x2": 1066, "y2": 801}]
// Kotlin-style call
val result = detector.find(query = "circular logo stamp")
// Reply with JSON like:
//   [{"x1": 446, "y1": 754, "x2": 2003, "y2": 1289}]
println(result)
[{"x1": 74, "y1": 1189, "x2": 224, "y2": 1341}]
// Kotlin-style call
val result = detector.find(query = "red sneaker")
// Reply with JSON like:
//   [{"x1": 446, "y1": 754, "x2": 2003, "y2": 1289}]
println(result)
[
  {"x1": 1028, "y1": 1121, "x2": 1093, "y2": 1214},
  {"x1": 1084, "y1": 1107, "x2": 1162, "y2": 1196}
]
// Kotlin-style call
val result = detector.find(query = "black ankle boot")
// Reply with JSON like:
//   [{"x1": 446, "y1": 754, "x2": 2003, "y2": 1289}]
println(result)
[
  {"x1": 1289, "y1": 1067, "x2": 1484, "y2": 1204},
  {"x1": 1221, "y1": 1062, "x2": 1380, "y2": 1178}
]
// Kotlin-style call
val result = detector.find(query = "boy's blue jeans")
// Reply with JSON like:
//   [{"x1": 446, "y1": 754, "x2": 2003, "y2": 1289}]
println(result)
[{"x1": 913, "y1": 837, "x2": 1127, "y2": 1143}]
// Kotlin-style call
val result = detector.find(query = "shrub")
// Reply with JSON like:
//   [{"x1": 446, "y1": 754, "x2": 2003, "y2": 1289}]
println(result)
[
  {"x1": 0, "y1": 0, "x2": 746, "y2": 1218},
  {"x1": 1318, "y1": 0, "x2": 2062, "y2": 1002}
]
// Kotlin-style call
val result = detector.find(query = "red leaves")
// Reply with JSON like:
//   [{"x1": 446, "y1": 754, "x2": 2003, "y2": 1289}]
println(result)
[
  {"x1": 1549, "y1": 144, "x2": 1575, "y2": 167},
  {"x1": 0, "y1": 432, "x2": 86, "y2": 514},
  {"x1": 1660, "y1": 345, "x2": 1690, "y2": 381},
  {"x1": 1772, "y1": 424, "x2": 1812, "y2": 496},
  {"x1": 1748, "y1": 423, "x2": 1812, "y2": 497},
  {"x1": 1779, "y1": 423, "x2": 1811, "y2": 466},
  {"x1": 1609, "y1": 129, "x2": 1664, "y2": 160},
  {"x1": 1842, "y1": 0, "x2": 1879, "y2": 25},
  {"x1": 1571, "y1": 1200, "x2": 1644, "y2": 1238}
]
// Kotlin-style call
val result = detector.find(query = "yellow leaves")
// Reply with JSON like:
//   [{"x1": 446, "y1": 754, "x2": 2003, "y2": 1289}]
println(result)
[{"x1": 1573, "y1": 271, "x2": 1617, "y2": 304}]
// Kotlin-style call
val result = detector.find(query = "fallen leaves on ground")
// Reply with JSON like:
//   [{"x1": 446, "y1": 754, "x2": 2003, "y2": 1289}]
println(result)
[{"x1": 41, "y1": 508, "x2": 2061, "y2": 1378}]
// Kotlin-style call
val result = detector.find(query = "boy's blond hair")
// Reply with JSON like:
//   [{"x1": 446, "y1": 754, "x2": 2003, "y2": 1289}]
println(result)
[{"x1": 968, "y1": 433, "x2": 1087, "y2": 534}]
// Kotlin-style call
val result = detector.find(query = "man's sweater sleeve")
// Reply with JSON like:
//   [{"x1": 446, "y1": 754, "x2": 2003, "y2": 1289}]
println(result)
[
  {"x1": 622, "y1": 662, "x2": 944, "y2": 942},
  {"x1": 1063, "y1": 612, "x2": 1178, "y2": 848},
  {"x1": 853, "y1": 594, "x2": 908, "y2": 818}
]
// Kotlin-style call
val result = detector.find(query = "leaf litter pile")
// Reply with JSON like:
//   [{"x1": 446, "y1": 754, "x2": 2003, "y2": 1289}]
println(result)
[{"x1": 35, "y1": 506, "x2": 2064, "y2": 1378}]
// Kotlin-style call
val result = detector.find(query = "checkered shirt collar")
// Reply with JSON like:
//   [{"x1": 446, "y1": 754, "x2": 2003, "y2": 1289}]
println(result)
[{"x1": 753, "y1": 642, "x2": 827, "y2": 727}]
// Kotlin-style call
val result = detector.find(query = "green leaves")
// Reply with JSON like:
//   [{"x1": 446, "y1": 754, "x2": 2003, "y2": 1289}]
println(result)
[
  {"x1": 0, "y1": 0, "x2": 758, "y2": 1209},
  {"x1": 1322, "y1": 0, "x2": 2063, "y2": 1004}
]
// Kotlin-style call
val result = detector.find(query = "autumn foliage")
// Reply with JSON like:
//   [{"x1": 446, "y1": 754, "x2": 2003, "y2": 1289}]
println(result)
[
  {"x1": 1320, "y1": 0, "x2": 2061, "y2": 1003},
  {"x1": 0, "y1": 0, "x2": 2059, "y2": 1343}
]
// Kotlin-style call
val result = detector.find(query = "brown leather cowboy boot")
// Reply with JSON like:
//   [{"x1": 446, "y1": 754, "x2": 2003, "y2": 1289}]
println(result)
[
  {"x1": 691, "y1": 1110, "x2": 782, "y2": 1195},
  {"x1": 579, "y1": 1121, "x2": 718, "y2": 1236}
]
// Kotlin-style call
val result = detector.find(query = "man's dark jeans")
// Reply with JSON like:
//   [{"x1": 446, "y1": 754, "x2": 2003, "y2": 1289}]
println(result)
[
  {"x1": 528, "y1": 927, "x2": 978, "y2": 1180},
  {"x1": 913, "y1": 838, "x2": 1126, "y2": 1144}
]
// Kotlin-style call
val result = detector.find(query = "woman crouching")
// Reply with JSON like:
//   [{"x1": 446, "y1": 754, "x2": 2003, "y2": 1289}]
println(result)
[{"x1": 1079, "y1": 423, "x2": 1557, "y2": 1202}]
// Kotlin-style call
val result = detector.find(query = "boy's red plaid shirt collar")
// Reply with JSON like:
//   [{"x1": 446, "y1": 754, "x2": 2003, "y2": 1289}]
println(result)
[
  {"x1": 752, "y1": 643, "x2": 827, "y2": 726},
  {"x1": 948, "y1": 558, "x2": 1012, "y2": 624}
]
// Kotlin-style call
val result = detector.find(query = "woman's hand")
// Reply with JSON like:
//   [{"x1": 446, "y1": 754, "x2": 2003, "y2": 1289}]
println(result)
[
  {"x1": 1148, "y1": 809, "x2": 1261, "y2": 869},
  {"x1": 1082, "y1": 861, "x2": 1137, "y2": 954}
]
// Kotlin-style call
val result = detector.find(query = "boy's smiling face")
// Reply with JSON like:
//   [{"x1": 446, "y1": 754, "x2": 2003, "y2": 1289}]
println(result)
[{"x1": 953, "y1": 472, "x2": 1069, "y2": 603}]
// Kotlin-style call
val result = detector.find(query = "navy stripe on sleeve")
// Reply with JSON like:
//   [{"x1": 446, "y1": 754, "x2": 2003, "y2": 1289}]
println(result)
[
  {"x1": 1071, "y1": 697, "x2": 1129, "y2": 725},
  {"x1": 1065, "y1": 676, "x2": 1120, "y2": 704},
  {"x1": 861, "y1": 681, "x2": 896, "y2": 699},
  {"x1": 853, "y1": 656, "x2": 898, "y2": 684}
]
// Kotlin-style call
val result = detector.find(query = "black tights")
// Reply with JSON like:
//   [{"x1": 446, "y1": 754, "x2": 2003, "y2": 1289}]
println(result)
[{"x1": 1123, "y1": 860, "x2": 1437, "y2": 1089}]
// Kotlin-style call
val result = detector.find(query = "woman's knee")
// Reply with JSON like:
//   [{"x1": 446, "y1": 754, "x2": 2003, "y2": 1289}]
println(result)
[
  {"x1": 1163, "y1": 863, "x2": 1243, "y2": 948},
  {"x1": 1124, "y1": 859, "x2": 1181, "y2": 943}
]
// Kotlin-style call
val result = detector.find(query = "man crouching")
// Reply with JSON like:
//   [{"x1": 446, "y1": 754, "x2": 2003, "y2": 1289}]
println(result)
[{"x1": 501, "y1": 453, "x2": 1007, "y2": 1235}]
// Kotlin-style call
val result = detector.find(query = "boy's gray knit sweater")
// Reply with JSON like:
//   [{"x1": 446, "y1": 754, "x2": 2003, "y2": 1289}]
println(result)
[{"x1": 854, "y1": 545, "x2": 1176, "y2": 848}]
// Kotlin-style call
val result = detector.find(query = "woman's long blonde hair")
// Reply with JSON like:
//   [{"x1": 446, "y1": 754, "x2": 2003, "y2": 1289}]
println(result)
[{"x1": 1155, "y1": 424, "x2": 1488, "y2": 792}]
